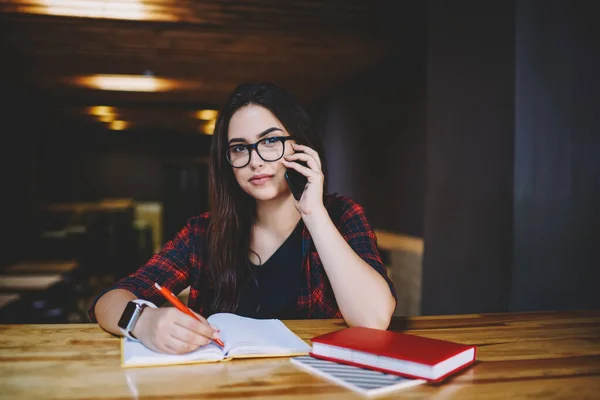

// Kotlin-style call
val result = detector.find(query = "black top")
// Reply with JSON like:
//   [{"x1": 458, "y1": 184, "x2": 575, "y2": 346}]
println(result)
[{"x1": 235, "y1": 221, "x2": 304, "y2": 319}]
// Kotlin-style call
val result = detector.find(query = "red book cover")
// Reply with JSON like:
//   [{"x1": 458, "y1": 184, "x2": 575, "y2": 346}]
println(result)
[{"x1": 310, "y1": 327, "x2": 476, "y2": 381}]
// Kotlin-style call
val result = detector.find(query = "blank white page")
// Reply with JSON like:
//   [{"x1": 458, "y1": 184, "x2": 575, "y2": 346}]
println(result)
[{"x1": 207, "y1": 313, "x2": 311, "y2": 356}]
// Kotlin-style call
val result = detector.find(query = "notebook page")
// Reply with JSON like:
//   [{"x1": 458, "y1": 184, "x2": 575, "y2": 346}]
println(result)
[
  {"x1": 206, "y1": 313, "x2": 311, "y2": 356},
  {"x1": 122, "y1": 337, "x2": 223, "y2": 367}
]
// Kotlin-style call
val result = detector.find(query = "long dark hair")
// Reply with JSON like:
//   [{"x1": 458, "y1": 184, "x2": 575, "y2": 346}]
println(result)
[{"x1": 204, "y1": 82, "x2": 327, "y2": 315}]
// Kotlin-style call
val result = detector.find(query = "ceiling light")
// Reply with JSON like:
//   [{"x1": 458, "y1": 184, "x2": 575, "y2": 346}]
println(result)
[
  {"x1": 195, "y1": 109, "x2": 219, "y2": 120},
  {"x1": 73, "y1": 74, "x2": 177, "y2": 92},
  {"x1": 97, "y1": 114, "x2": 115, "y2": 123},
  {"x1": 88, "y1": 106, "x2": 115, "y2": 116},
  {"x1": 201, "y1": 120, "x2": 216, "y2": 135},
  {"x1": 36, "y1": 0, "x2": 147, "y2": 21},
  {"x1": 109, "y1": 120, "x2": 128, "y2": 130}
]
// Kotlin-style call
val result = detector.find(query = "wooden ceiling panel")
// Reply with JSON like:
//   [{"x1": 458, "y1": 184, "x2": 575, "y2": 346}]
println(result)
[
  {"x1": 0, "y1": 0, "x2": 392, "y2": 134},
  {"x1": 4, "y1": 15, "x2": 384, "y2": 59},
  {"x1": 1, "y1": 0, "x2": 373, "y2": 31}
]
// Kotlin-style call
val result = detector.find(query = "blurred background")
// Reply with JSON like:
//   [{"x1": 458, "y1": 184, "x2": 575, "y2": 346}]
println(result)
[{"x1": 0, "y1": 0, "x2": 598, "y2": 324}]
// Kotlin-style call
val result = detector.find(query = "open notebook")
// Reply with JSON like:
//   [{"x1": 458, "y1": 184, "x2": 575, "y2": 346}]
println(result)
[{"x1": 121, "y1": 313, "x2": 311, "y2": 367}]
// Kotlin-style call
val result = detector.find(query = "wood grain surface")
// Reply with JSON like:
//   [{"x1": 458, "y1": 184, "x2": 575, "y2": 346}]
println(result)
[{"x1": 1, "y1": 310, "x2": 599, "y2": 399}]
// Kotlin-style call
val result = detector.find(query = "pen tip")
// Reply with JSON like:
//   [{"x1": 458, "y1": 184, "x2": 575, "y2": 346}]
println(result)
[{"x1": 154, "y1": 282, "x2": 161, "y2": 290}]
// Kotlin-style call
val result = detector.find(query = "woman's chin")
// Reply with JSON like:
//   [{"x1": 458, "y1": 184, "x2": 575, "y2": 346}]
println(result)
[{"x1": 244, "y1": 186, "x2": 287, "y2": 202}]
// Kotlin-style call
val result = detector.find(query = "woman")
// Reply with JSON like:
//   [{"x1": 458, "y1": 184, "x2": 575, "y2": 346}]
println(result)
[{"x1": 90, "y1": 82, "x2": 396, "y2": 355}]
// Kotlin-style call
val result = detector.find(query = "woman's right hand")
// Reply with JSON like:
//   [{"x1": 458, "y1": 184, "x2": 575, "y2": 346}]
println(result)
[{"x1": 131, "y1": 307, "x2": 220, "y2": 354}]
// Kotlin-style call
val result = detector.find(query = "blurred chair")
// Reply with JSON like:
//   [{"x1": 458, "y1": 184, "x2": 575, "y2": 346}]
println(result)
[
  {"x1": 4, "y1": 260, "x2": 79, "y2": 274},
  {"x1": 0, "y1": 273, "x2": 80, "y2": 323},
  {"x1": 132, "y1": 219, "x2": 155, "y2": 269},
  {"x1": 27, "y1": 199, "x2": 160, "y2": 323},
  {"x1": 79, "y1": 199, "x2": 137, "y2": 278},
  {"x1": 375, "y1": 230, "x2": 424, "y2": 317},
  {"x1": 134, "y1": 202, "x2": 163, "y2": 253}
]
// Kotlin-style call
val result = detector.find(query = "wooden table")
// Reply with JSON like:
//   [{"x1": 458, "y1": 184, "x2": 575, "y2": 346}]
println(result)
[
  {"x1": 4, "y1": 260, "x2": 78, "y2": 274},
  {"x1": 0, "y1": 274, "x2": 63, "y2": 292},
  {"x1": 0, "y1": 294, "x2": 20, "y2": 309},
  {"x1": 1, "y1": 310, "x2": 599, "y2": 399}
]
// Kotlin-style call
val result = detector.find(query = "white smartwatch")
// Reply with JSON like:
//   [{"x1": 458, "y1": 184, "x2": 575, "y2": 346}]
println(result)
[{"x1": 117, "y1": 299, "x2": 157, "y2": 340}]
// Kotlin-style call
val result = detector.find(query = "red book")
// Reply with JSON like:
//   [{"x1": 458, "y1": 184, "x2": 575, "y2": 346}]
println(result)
[{"x1": 310, "y1": 327, "x2": 476, "y2": 382}]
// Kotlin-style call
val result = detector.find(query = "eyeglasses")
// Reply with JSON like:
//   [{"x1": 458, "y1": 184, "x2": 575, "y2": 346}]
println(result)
[{"x1": 226, "y1": 136, "x2": 295, "y2": 168}]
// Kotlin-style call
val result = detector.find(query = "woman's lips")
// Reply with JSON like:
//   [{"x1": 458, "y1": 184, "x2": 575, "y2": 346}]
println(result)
[{"x1": 249, "y1": 175, "x2": 273, "y2": 186}]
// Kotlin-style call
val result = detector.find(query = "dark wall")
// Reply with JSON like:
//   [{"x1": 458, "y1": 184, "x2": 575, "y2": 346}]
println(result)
[
  {"x1": 0, "y1": 26, "x2": 46, "y2": 264},
  {"x1": 421, "y1": 0, "x2": 516, "y2": 315},
  {"x1": 422, "y1": 0, "x2": 600, "y2": 315},
  {"x1": 512, "y1": 0, "x2": 600, "y2": 311},
  {"x1": 37, "y1": 126, "x2": 212, "y2": 204},
  {"x1": 76, "y1": 151, "x2": 165, "y2": 201},
  {"x1": 311, "y1": 1, "x2": 427, "y2": 237},
  {"x1": 163, "y1": 161, "x2": 210, "y2": 241}
]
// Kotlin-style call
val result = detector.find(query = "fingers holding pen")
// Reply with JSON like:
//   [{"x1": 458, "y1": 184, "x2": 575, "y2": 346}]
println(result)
[
  {"x1": 169, "y1": 323, "x2": 212, "y2": 350},
  {"x1": 134, "y1": 307, "x2": 220, "y2": 355},
  {"x1": 174, "y1": 311, "x2": 221, "y2": 342}
]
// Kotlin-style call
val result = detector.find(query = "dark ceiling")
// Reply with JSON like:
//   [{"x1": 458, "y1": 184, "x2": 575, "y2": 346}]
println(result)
[{"x1": 1, "y1": 0, "x2": 398, "y2": 134}]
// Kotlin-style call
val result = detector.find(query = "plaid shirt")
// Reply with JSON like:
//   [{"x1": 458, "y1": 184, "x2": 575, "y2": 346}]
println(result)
[{"x1": 88, "y1": 194, "x2": 396, "y2": 322}]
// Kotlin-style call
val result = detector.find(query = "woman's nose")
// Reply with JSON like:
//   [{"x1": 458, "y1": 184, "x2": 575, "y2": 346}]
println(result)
[{"x1": 248, "y1": 148, "x2": 264, "y2": 168}]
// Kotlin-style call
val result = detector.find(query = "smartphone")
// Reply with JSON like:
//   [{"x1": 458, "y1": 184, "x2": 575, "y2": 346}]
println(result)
[{"x1": 285, "y1": 161, "x2": 308, "y2": 201}]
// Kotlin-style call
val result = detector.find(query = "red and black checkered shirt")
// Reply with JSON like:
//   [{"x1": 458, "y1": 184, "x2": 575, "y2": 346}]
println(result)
[{"x1": 88, "y1": 194, "x2": 396, "y2": 322}]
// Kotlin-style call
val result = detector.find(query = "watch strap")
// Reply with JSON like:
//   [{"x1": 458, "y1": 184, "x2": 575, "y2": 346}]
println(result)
[{"x1": 120, "y1": 299, "x2": 157, "y2": 340}]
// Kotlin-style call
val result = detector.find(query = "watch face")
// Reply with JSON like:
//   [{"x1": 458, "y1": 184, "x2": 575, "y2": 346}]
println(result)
[{"x1": 118, "y1": 302, "x2": 138, "y2": 330}]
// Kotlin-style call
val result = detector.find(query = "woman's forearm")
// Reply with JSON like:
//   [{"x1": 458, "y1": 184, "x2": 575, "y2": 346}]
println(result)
[
  {"x1": 94, "y1": 289, "x2": 138, "y2": 335},
  {"x1": 304, "y1": 210, "x2": 396, "y2": 329}
]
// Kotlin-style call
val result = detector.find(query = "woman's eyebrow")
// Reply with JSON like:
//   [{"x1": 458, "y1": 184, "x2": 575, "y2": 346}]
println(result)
[{"x1": 228, "y1": 127, "x2": 283, "y2": 144}]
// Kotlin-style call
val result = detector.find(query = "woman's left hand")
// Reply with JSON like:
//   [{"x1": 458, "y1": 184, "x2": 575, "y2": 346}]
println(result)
[{"x1": 282, "y1": 143, "x2": 326, "y2": 217}]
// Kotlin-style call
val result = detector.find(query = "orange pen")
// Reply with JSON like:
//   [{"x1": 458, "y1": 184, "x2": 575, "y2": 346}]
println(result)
[{"x1": 154, "y1": 282, "x2": 225, "y2": 347}]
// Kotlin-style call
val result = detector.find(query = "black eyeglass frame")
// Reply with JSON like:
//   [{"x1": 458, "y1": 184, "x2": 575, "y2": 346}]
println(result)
[{"x1": 225, "y1": 136, "x2": 296, "y2": 168}]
